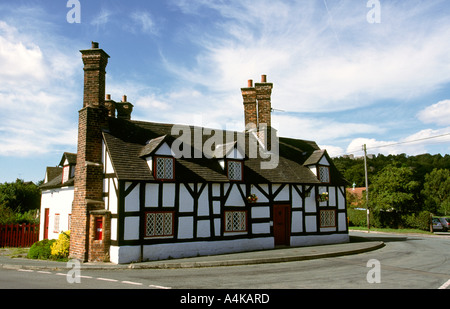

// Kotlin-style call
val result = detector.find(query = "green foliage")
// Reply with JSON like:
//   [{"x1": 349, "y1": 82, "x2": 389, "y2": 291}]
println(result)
[
  {"x1": 401, "y1": 211, "x2": 432, "y2": 231},
  {"x1": 0, "y1": 179, "x2": 41, "y2": 213},
  {"x1": 369, "y1": 165, "x2": 420, "y2": 213},
  {"x1": 335, "y1": 153, "x2": 450, "y2": 229},
  {"x1": 422, "y1": 168, "x2": 450, "y2": 215},
  {"x1": 28, "y1": 232, "x2": 71, "y2": 261},
  {"x1": 27, "y1": 239, "x2": 56, "y2": 260},
  {"x1": 0, "y1": 203, "x2": 39, "y2": 224}
]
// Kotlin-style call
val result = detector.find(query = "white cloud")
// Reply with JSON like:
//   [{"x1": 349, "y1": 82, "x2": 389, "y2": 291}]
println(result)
[
  {"x1": 0, "y1": 21, "x2": 45, "y2": 81},
  {"x1": 272, "y1": 114, "x2": 380, "y2": 145},
  {"x1": 90, "y1": 8, "x2": 113, "y2": 27},
  {"x1": 417, "y1": 100, "x2": 450, "y2": 126},
  {"x1": 345, "y1": 127, "x2": 450, "y2": 157},
  {"x1": 0, "y1": 19, "x2": 80, "y2": 157},
  {"x1": 130, "y1": 11, "x2": 159, "y2": 36},
  {"x1": 167, "y1": 0, "x2": 450, "y2": 113}
]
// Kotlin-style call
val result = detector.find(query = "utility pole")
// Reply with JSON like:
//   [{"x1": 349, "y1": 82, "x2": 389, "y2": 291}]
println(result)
[{"x1": 363, "y1": 144, "x2": 370, "y2": 231}]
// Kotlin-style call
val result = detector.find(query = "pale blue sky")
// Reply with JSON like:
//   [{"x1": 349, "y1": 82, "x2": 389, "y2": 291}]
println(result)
[{"x1": 1, "y1": 0, "x2": 450, "y2": 183}]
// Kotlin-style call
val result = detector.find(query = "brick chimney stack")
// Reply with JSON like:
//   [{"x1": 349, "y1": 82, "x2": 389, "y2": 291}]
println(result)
[
  {"x1": 116, "y1": 95, "x2": 134, "y2": 120},
  {"x1": 81, "y1": 41, "x2": 110, "y2": 108},
  {"x1": 241, "y1": 79, "x2": 257, "y2": 130},
  {"x1": 242, "y1": 75, "x2": 274, "y2": 149},
  {"x1": 70, "y1": 42, "x2": 110, "y2": 262},
  {"x1": 255, "y1": 75, "x2": 273, "y2": 129}
]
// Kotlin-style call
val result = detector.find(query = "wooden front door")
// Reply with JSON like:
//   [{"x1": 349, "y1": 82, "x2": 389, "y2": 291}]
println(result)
[
  {"x1": 43, "y1": 208, "x2": 50, "y2": 239},
  {"x1": 273, "y1": 204, "x2": 291, "y2": 246}
]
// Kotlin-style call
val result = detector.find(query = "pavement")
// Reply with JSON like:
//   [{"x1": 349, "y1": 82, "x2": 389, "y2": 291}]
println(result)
[{"x1": 0, "y1": 233, "x2": 386, "y2": 271}]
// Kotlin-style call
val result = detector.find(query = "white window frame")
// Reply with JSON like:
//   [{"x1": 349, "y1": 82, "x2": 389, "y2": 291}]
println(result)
[
  {"x1": 53, "y1": 213, "x2": 60, "y2": 233},
  {"x1": 62, "y1": 165, "x2": 70, "y2": 183}
]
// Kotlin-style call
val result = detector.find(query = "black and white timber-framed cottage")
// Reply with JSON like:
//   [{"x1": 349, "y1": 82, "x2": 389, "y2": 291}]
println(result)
[{"x1": 40, "y1": 42, "x2": 349, "y2": 264}]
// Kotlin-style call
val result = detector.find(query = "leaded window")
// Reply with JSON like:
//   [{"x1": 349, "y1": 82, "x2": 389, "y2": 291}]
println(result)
[
  {"x1": 224, "y1": 211, "x2": 247, "y2": 232},
  {"x1": 227, "y1": 160, "x2": 243, "y2": 181},
  {"x1": 318, "y1": 166, "x2": 330, "y2": 183},
  {"x1": 320, "y1": 210, "x2": 336, "y2": 228},
  {"x1": 154, "y1": 156, "x2": 174, "y2": 180},
  {"x1": 145, "y1": 212, "x2": 174, "y2": 237}
]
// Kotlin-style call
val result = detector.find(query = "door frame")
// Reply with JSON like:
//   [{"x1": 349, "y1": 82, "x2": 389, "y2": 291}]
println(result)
[
  {"x1": 273, "y1": 204, "x2": 291, "y2": 246},
  {"x1": 43, "y1": 208, "x2": 50, "y2": 239}
]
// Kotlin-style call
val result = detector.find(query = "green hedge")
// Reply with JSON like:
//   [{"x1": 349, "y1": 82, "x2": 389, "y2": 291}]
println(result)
[
  {"x1": 348, "y1": 207, "x2": 431, "y2": 231},
  {"x1": 27, "y1": 239, "x2": 56, "y2": 260}
]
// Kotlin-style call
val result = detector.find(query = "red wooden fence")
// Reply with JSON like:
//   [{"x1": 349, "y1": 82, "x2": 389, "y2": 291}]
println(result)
[{"x1": 0, "y1": 224, "x2": 39, "y2": 248}]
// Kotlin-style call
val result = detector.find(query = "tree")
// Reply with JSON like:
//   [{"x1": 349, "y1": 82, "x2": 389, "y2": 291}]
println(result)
[
  {"x1": 369, "y1": 165, "x2": 420, "y2": 213},
  {"x1": 0, "y1": 179, "x2": 41, "y2": 213},
  {"x1": 422, "y1": 168, "x2": 450, "y2": 215}
]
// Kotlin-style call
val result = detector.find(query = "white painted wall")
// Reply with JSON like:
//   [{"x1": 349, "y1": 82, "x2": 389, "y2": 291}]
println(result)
[
  {"x1": 39, "y1": 187, "x2": 74, "y2": 240},
  {"x1": 110, "y1": 237, "x2": 274, "y2": 264}
]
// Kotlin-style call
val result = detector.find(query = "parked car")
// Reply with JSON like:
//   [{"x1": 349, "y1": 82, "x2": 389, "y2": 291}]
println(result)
[
  {"x1": 443, "y1": 218, "x2": 450, "y2": 230},
  {"x1": 432, "y1": 217, "x2": 449, "y2": 232}
]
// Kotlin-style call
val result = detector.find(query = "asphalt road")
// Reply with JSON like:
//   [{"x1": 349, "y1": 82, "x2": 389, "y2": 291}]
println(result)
[{"x1": 0, "y1": 231, "x2": 449, "y2": 291}]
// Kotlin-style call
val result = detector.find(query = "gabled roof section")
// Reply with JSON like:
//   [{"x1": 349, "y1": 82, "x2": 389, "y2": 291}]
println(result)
[
  {"x1": 139, "y1": 135, "x2": 168, "y2": 158},
  {"x1": 45, "y1": 166, "x2": 62, "y2": 183},
  {"x1": 40, "y1": 166, "x2": 75, "y2": 190},
  {"x1": 213, "y1": 141, "x2": 245, "y2": 159},
  {"x1": 58, "y1": 152, "x2": 77, "y2": 167},
  {"x1": 102, "y1": 117, "x2": 347, "y2": 185},
  {"x1": 303, "y1": 149, "x2": 327, "y2": 166}
]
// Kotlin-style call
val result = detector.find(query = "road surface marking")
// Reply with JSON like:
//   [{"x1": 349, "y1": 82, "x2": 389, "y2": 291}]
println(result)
[
  {"x1": 80, "y1": 275, "x2": 93, "y2": 279},
  {"x1": 97, "y1": 277, "x2": 118, "y2": 282},
  {"x1": 122, "y1": 280, "x2": 143, "y2": 286},
  {"x1": 439, "y1": 279, "x2": 450, "y2": 289},
  {"x1": 149, "y1": 284, "x2": 172, "y2": 289},
  {"x1": 12, "y1": 268, "x2": 170, "y2": 289}
]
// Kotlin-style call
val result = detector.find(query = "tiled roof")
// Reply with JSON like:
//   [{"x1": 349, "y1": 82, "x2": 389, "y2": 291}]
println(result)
[
  {"x1": 40, "y1": 170, "x2": 74, "y2": 190},
  {"x1": 58, "y1": 152, "x2": 77, "y2": 166},
  {"x1": 103, "y1": 117, "x2": 347, "y2": 185},
  {"x1": 41, "y1": 153, "x2": 77, "y2": 190}
]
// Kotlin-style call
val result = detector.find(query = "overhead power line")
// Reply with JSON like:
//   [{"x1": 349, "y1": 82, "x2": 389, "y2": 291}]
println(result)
[{"x1": 338, "y1": 132, "x2": 450, "y2": 157}]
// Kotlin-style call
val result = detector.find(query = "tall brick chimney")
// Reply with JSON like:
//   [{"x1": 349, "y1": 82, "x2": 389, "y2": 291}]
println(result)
[
  {"x1": 242, "y1": 75, "x2": 274, "y2": 149},
  {"x1": 255, "y1": 75, "x2": 273, "y2": 129},
  {"x1": 70, "y1": 42, "x2": 110, "y2": 262},
  {"x1": 241, "y1": 79, "x2": 257, "y2": 130}
]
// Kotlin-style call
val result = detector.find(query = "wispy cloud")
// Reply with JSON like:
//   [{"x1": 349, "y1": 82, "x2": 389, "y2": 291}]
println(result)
[
  {"x1": 168, "y1": 0, "x2": 450, "y2": 112},
  {"x1": 90, "y1": 7, "x2": 113, "y2": 28},
  {"x1": 163, "y1": 0, "x2": 450, "y2": 156},
  {"x1": 130, "y1": 11, "x2": 159, "y2": 36}
]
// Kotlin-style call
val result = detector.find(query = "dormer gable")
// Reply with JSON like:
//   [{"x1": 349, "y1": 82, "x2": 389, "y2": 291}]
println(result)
[
  {"x1": 214, "y1": 141, "x2": 245, "y2": 182},
  {"x1": 59, "y1": 152, "x2": 77, "y2": 184},
  {"x1": 304, "y1": 149, "x2": 331, "y2": 183},
  {"x1": 139, "y1": 135, "x2": 176, "y2": 181}
]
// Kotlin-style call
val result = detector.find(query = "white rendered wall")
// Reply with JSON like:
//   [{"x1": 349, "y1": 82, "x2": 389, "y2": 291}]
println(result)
[{"x1": 39, "y1": 187, "x2": 74, "y2": 240}]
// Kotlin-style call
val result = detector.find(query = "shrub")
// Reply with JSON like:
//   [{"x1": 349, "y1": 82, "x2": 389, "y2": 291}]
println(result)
[
  {"x1": 51, "y1": 231, "x2": 70, "y2": 260},
  {"x1": 28, "y1": 239, "x2": 56, "y2": 260},
  {"x1": 401, "y1": 211, "x2": 431, "y2": 231}
]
